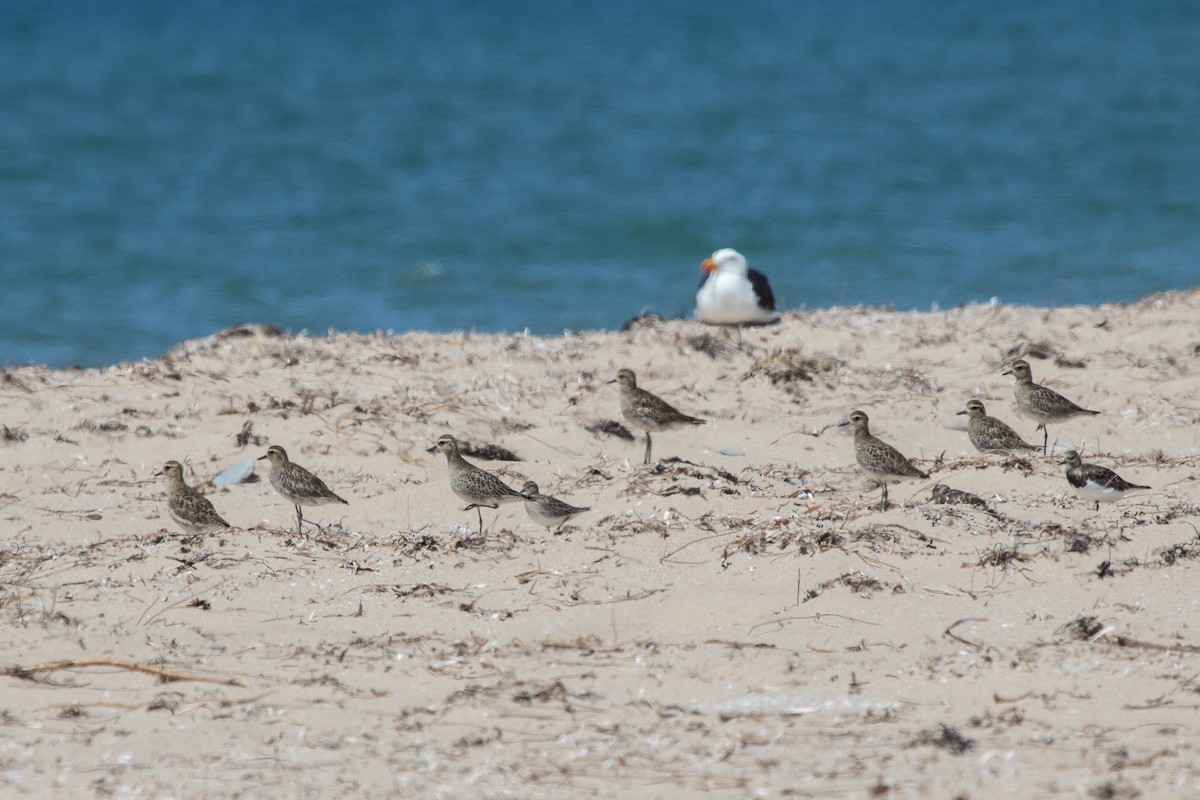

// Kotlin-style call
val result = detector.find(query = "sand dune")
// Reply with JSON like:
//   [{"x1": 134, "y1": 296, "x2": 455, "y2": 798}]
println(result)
[{"x1": 2, "y1": 292, "x2": 1199, "y2": 797}]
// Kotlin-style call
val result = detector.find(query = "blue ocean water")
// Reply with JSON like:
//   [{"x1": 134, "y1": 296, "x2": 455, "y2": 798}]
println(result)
[{"x1": 2, "y1": 1, "x2": 1198, "y2": 368}]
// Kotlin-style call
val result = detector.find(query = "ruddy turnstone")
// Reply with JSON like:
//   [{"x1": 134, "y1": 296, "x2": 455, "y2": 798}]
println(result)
[
  {"x1": 429, "y1": 434, "x2": 530, "y2": 534},
  {"x1": 694, "y1": 248, "x2": 779, "y2": 325},
  {"x1": 841, "y1": 409, "x2": 929, "y2": 511},
  {"x1": 1059, "y1": 450, "x2": 1150, "y2": 511},
  {"x1": 610, "y1": 368, "x2": 705, "y2": 465},
  {"x1": 1003, "y1": 359, "x2": 1099, "y2": 454},
  {"x1": 258, "y1": 445, "x2": 348, "y2": 534},
  {"x1": 930, "y1": 483, "x2": 1000, "y2": 517}
]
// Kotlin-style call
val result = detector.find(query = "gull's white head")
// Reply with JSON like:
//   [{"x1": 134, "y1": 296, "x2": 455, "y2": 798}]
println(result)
[{"x1": 700, "y1": 248, "x2": 748, "y2": 276}]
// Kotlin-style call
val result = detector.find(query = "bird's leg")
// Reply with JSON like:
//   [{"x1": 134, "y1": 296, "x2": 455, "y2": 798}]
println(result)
[
  {"x1": 879, "y1": 481, "x2": 889, "y2": 512},
  {"x1": 294, "y1": 504, "x2": 304, "y2": 535},
  {"x1": 643, "y1": 432, "x2": 653, "y2": 465},
  {"x1": 1038, "y1": 424, "x2": 1048, "y2": 456}
]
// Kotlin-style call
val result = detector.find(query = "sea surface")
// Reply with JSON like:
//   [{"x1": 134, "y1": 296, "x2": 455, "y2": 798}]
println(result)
[{"x1": 3, "y1": 0, "x2": 1199, "y2": 368}]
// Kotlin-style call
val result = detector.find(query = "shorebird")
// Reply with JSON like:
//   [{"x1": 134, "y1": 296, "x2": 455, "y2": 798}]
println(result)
[
  {"x1": 695, "y1": 248, "x2": 779, "y2": 325},
  {"x1": 1059, "y1": 450, "x2": 1150, "y2": 511},
  {"x1": 1003, "y1": 359, "x2": 1099, "y2": 454},
  {"x1": 930, "y1": 483, "x2": 1000, "y2": 517},
  {"x1": 610, "y1": 368, "x2": 705, "y2": 465},
  {"x1": 520, "y1": 481, "x2": 590, "y2": 532},
  {"x1": 258, "y1": 445, "x2": 348, "y2": 534},
  {"x1": 429, "y1": 434, "x2": 530, "y2": 534},
  {"x1": 841, "y1": 409, "x2": 929, "y2": 511},
  {"x1": 159, "y1": 460, "x2": 231, "y2": 535},
  {"x1": 957, "y1": 399, "x2": 1039, "y2": 453}
]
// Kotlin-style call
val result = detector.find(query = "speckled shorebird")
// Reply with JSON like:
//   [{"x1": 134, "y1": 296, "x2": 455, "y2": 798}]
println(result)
[
  {"x1": 159, "y1": 460, "x2": 231, "y2": 534},
  {"x1": 429, "y1": 434, "x2": 530, "y2": 534},
  {"x1": 258, "y1": 445, "x2": 348, "y2": 534},
  {"x1": 1059, "y1": 450, "x2": 1150, "y2": 511},
  {"x1": 520, "y1": 481, "x2": 590, "y2": 532},
  {"x1": 841, "y1": 409, "x2": 930, "y2": 511},
  {"x1": 1003, "y1": 359, "x2": 1099, "y2": 455},
  {"x1": 957, "y1": 399, "x2": 1038, "y2": 453},
  {"x1": 930, "y1": 484, "x2": 1000, "y2": 517},
  {"x1": 610, "y1": 368, "x2": 705, "y2": 464}
]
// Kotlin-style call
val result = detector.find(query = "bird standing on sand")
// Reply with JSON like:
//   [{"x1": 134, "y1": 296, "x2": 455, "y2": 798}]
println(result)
[
  {"x1": 1003, "y1": 359, "x2": 1099, "y2": 455},
  {"x1": 160, "y1": 460, "x2": 231, "y2": 534},
  {"x1": 520, "y1": 481, "x2": 590, "y2": 532},
  {"x1": 841, "y1": 409, "x2": 930, "y2": 511},
  {"x1": 429, "y1": 434, "x2": 530, "y2": 534},
  {"x1": 694, "y1": 248, "x2": 779, "y2": 325},
  {"x1": 930, "y1": 484, "x2": 1001, "y2": 518},
  {"x1": 957, "y1": 398, "x2": 1039, "y2": 453},
  {"x1": 259, "y1": 445, "x2": 348, "y2": 534},
  {"x1": 1059, "y1": 450, "x2": 1150, "y2": 511},
  {"x1": 610, "y1": 368, "x2": 706, "y2": 465}
]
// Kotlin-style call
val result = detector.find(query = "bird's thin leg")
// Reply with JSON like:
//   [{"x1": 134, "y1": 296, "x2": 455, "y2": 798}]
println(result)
[
  {"x1": 879, "y1": 482, "x2": 889, "y2": 512},
  {"x1": 644, "y1": 432, "x2": 653, "y2": 465},
  {"x1": 1039, "y1": 425, "x2": 1048, "y2": 456},
  {"x1": 294, "y1": 504, "x2": 304, "y2": 534}
]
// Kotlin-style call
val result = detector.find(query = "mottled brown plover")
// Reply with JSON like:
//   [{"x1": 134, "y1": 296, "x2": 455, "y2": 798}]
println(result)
[
  {"x1": 841, "y1": 409, "x2": 930, "y2": 511},
  {"x1": 160, "y1": 460, "x2": 231, "y2": 535},
  {"x1": 429, "y1": 434, "x2": 530, "y2": 534},
  {"x1": 611, "y1": 368, "x2": 705, "y2": 465},
  {"x1": 1003, "y1": 359, "x2": 1099, "y2": 454},
  {"x1": 957, "y1": 398, "x2": 1038, "y2": 453},
  {"x1": 258, "y1": 445, "x2": 348, "y2": 534},
  {"x1": 1059, "y1": 450, "x2": 1150, "y2": 511},
  {"x1": 520, "y1": 481, "x2": 590, "y2": 532}
]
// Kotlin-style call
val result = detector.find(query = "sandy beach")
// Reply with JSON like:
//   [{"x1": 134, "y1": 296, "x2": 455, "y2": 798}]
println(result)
[{"x1": 3, "y1": 291, "x2": 1200, "y2": 798}]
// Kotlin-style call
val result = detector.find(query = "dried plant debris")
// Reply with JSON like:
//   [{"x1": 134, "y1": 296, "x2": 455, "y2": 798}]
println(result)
[
  {"x1": 1159, "y1": 540, "x2": 1200, "y2": 566},
  {"x1": 804, "y1": 571, "x2": 892, "y2": 601},
  {"x1": 687, "y1": 334, "x2": 738, "y2": 360},
  {"x1": 973, "y1": 544, "x2": 1033, "y2": 569},
  {"x1": 585, "y1": 419, "x2": 635, "y2": 441},
  {"x1": 1, "y1": 425, "x2": 29, "y2": 444},
  {"x1": 743, "y1": 348, "x2": 841, "y2": 391},
  {"x1": 914, "y1": 724, "x2": 974, "y2": 755}
]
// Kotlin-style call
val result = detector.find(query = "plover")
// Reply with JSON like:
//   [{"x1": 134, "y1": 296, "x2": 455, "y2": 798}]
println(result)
[
  {"x1": 841, "y1": 409, "x2": 929, "y2": 511},
  {"x1": 159, "y1": 460, "x2": 231, "y2": 535},
  {"x1": 930, "y1": 483, "x2": 1000, "y2": 517},
  {"x1": 957, "y1": 399, "x2": 1038, "y2": 453},
  {"x1": 610, "y1": 368, "x2": 706, "y2": 465},
  {"x1": 695, "y1": 248, "x2": 779, "y2": 325},
  {"x1": 258, "y1": 445, "x2": 348, "y2": 534},
  {"x1": 1059, "y1": 450, "x2": 1150, "y2": 511},
  {"x1": 429, "y1": 434, "x2": 530, "y2": 534},
  {"x1": 1003, "y1": 359, "x2": 1099, "y2": 454},
  {"x1": 520, "y1": 481, "x2": 590, "y2": 532}
]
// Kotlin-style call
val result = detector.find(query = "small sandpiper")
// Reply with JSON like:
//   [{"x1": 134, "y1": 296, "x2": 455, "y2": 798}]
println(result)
[
  {"x1": 957, "y1": 399, "x2": 1039, "y2": 453},
  {"x1": 694, "y1": 248, "x2": 779, "y2": 325},
  {"x1": 160, "y1": 460, "x2": 231, "y2": 535},
  {"x1": 841, "y1": 409, "x2": 929, "y2": 511},
  {"x1": 1059, "y1": 450, "x2": 1150, "y2": 511},
  {"x1": 610, "y1": 368, "x2": 705, "y2": 465},
  {"x1": 258, "y1": 445, "x2": 348, "y2": 534},
  {"x1": 930, "y1": 483, "x2": 1000, "y2": 517},
  {"x1": 1003, "y1": 359, "x2": 1099, "y2": 455},
  {"x1": 520, "y1": 481, "x2": 590, "y2": 532},
  {"x1": 429, "y1": 434, "x2": 530, "y2": 534}
]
